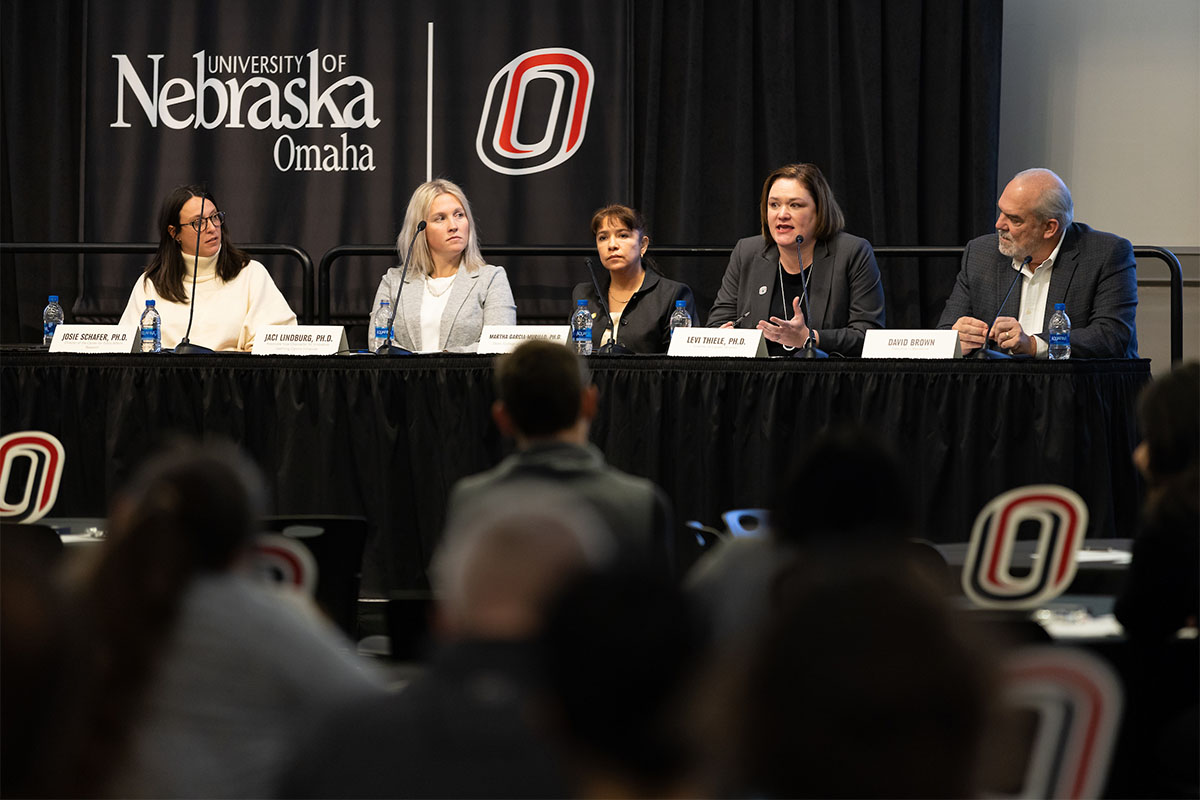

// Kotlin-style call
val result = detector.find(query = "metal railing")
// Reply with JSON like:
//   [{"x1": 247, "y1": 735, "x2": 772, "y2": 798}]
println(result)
[
  {"x1": 319, "y1": 243, "x2": 1185, "y2": 363},
  {"x1": 0, "y1": 242, "x2": 315, "y2": 323}
]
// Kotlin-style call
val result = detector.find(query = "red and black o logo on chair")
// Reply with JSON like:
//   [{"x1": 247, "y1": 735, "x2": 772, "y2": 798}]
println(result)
[
  {"x1": 962, "y1": 484, "x2": 1089, "y2": 609},
  {"x1": 0, "y1": 431, "x2": 65, "y2": 523}
]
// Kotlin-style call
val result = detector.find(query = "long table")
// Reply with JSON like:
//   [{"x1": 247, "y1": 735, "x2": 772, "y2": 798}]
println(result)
[{"x1": 1, "y1": 352, "x2": 1151, "y2": 592}]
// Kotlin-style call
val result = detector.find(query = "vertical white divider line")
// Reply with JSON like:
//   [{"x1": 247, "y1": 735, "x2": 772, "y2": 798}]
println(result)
[{"x1": 426, "y1": 22, "x2": 434, "y2": 181}]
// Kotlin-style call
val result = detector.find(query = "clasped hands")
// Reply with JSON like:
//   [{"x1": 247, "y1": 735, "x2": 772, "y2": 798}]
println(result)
[{"x1": 952, "y1": 315, "x2": 1034, "y2": 356}]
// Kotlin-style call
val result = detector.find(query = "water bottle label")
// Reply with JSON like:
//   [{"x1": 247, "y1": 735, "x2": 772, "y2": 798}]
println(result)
[
  {"x1": 374, "y1": 325, "x2": 393, "y2": 342},
  {"x1": 141, "y1": 327, "x2": 157, "y2": 342},
  {"x1": 1049, "y1": 332, "x2": 1069, "y2": 348},
  {"x1": 44, "y1": 322, "x2": 56, "y2": 339}
]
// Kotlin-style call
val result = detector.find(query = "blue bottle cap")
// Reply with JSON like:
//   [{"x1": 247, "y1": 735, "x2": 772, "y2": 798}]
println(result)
[
  {"x1": 48, "y1": 295, "x2": 58, "y2": 302},
  {"x1": 577, "y1": 299, "x2": 588, "y2": 306},
  {"x1": 146, "y1": 299, "x2": 155, "y2": 307},
  {"x1": 1054, "y1": 302, "x2": 1065, "y2": 310},
  {"x1": 676, "y1": 300, "x2": 686, "y2": 307}
]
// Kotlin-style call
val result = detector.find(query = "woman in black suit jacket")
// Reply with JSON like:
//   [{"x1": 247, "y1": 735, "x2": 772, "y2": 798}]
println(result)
[
  {"x1": 572, "y1": 205, "x2": 698, "y2": 354},
  {"x1": 708, "y1": 164, "x2": 885, "y2": 357}
]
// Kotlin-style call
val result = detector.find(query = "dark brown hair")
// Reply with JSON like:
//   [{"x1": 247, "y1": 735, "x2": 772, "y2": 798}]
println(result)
[
  {"x1": 494, "y1": 340, "x2": 590, "y2": 438},
  {"x1": 590, "y1": 204, "x2": 647, "y2": 239},
  {"x1": 758, "y1": 163, "x2": 845, "y2": 242},
  {"x1": 144, "y1": 184, "x2": 250, "y2": 302}
]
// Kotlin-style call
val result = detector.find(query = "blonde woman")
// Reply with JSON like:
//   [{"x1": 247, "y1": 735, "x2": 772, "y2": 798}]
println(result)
[{"x1": 370, "y1": 179, "x2": 516, "y2": 353}]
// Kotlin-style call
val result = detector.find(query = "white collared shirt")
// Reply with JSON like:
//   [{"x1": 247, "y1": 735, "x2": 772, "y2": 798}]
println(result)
[{"x1": 1012, "y1": 233, "x2": 1065, "y2": 358}]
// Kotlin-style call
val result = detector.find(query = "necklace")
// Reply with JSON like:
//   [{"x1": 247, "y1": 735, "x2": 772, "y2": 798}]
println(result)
[{"x1": 425, "y1": 272, "x2": 457, "y2": 297}]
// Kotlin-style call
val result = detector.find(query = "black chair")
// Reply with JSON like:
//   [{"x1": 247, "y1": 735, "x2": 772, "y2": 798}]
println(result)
[
  {"x1": 259, "y1": 515, "x2": 367, "y2": 638},
  {"x1": 0, "y1": 522, "x2": 64, "y2": 567}
]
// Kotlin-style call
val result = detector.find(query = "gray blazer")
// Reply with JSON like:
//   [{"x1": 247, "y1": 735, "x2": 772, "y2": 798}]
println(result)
[
  {"x1": 370, "y1": 263, "x2": 517, "y2": 352},
  {"x1": 707, "y1": 232, "x2": 886, "y2": 357},
  {"x1": 936, "y1": 223, "x2": 1138, "y2": 358}
]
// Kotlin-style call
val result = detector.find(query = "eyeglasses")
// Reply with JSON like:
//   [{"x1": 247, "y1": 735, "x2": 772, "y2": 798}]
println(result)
[{"x1": 186, "y1": 211, "x2": 226, "y2": 233}]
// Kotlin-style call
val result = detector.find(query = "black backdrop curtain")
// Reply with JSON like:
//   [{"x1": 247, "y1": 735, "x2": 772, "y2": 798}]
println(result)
[
  {"x1": 1, "y1": 0, "x2": 1002, "y2": 341},
  {"x1": 632, "y1": 0, "x2": 1003, "y2": 326}
]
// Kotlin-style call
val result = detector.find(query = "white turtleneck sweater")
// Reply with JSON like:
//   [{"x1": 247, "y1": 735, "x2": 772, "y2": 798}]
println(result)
[{"x1": 118, "y1": 251, "x2": 297, "y2": 352}]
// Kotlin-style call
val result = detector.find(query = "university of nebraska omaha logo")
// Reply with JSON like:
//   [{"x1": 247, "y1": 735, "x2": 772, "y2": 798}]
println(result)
[
  {"x1": 0, "y1": 431, "x2": 65, "y2": 523},
  {"x1": 476, "y1": 48, "x2": 594, "y2": 176}
]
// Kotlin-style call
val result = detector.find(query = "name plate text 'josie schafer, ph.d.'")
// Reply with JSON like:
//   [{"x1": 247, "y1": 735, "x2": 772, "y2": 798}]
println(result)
[
  {"x1": 667, "y1": 328, "x2": 769, "y2": 358},
  {"x1": 48, "y1": 325, "x2": 137, "y2": 353}
]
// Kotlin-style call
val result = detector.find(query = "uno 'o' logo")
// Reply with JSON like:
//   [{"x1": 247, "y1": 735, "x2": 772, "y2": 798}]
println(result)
[
  {"x1": 1001, "y1": 646, "x2": 1123, "y2": 799},
  {"x1": 962, "y1": 485, "x2": 1089, "y2": 609},
  {"x1": 0, "y1": 431, "x2": 66, "y2": 523},
  {"x1": 476, "y1": 48, "x2": 594, "y2": 176}
]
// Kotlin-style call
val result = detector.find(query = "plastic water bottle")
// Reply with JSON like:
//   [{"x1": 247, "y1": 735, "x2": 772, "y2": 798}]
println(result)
[
  {"x1": 139, "y1": 300, "x2": 161, "y2": 353},
  {"x1": 42, "y1": 295, "x2": 64, "y2": 345},
  {"x1": 373, "y1": 299, "x2": 393, "y2": 350},
  {"x1": 571, "y1": 299, "x2": 593, "y2": 355},
  {"x1": 1048, "y1": 302, "x2": 1071, "y2": 360},
  {"x1": 669, "y1": 300, "x2": 692, "y2": 331}
]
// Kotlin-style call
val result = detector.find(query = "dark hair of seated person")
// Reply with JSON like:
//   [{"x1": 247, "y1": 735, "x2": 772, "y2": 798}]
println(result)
[
  {"x1": 769, "y1": 425, "x2": 916, "y2": 549},
  {"x1": 1138, "y1": 360, "x2": 1199, "y2": 505},
  {"x1": 721, "y1": 557, "x2": 994, "y2": 798},
  {"x1": 52, "y1": 440, "x2": 264, "y2": 797},
  {"x1": 493, "y1": 340, "x2": 591, "y2": 438}
]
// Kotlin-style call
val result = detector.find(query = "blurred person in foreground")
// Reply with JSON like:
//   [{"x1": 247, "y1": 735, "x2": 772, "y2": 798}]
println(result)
[
  {"x1": 448, "y1": 339, "x2": 676, "y2": 572},
  {"x1": 705, "y1": 557, "x2": 995, "y2": 798},
  {"x1": 1115, "y1": 360, "x2": 1199, "y2": 638},
  {"x1": 687, "y1": 426, "x2": 945, "y2": 645},
  {"x1": 281, "y1": 484, "x2": 614, "y2": 799},
  {"x1": 50, "y1": 442, "x2": 383, "y2": 798}
]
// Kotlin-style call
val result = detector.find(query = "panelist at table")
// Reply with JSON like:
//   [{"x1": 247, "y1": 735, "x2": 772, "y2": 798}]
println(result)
[
  {"x1": 370, "y1": 179, "x2": 516, "y2": 353},
  {"x1": 118, "y1": 185, "x2": 296, "y2": 351},
  {"x1": 707, "y1": 163, "x2": 885, "y2": 357},
  {"x1": 937, "y1": 168, "x2": 1138, "y2": 358},
  {"x1": 572, "y1": 204, "x2": 697, "y2": 354}
]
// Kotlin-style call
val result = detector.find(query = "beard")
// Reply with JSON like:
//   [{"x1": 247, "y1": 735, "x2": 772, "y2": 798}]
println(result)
[{"x1": 997, "y1": 233, "x2": 1021, "y2": 258}]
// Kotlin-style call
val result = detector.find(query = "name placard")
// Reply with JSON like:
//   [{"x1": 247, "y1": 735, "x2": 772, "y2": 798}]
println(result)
[
  {"x1": 252, "y1": 326, "x2": 348, "y2": 356},
  {"x1": 862, "y1": 329, "x2": 962, "y2": 359},
  {"x1": 49, "y1": 325, "x2": 137, "y2": 354},
  {"x1": 478, "y1": 325, "x2": 571, "y2": 354},
  {"x1": 667, "y1": 328, "x2": 768, "y2": 358}
]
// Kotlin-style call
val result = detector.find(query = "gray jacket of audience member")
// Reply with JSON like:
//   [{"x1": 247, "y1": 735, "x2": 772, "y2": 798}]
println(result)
[
  {"x1": 447, "y1": 441, "x2": 675, "y2": 572},
  {"x1": 107, "y1": 573, "x2": 385, "y2": 799}
]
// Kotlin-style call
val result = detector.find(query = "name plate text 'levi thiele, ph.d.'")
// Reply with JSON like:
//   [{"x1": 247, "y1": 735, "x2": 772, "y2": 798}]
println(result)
[{"x1": 668, "y1": 328, "x2": 768, "y2": 358}]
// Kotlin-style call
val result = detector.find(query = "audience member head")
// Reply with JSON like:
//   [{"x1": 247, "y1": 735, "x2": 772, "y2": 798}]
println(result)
[
  {"x1": 397, "y1": 177, "x2": 486, "y2": 276},
  {"x1": 58, "y1": 440, "x2": 266, "y2": 796},
  {"x1": 433, "y1": 482, "x2": 614, "y2": 641},
  {"x1": 147, "y1": 184, "x2": 249, "y2": 302},
  {"x1": 770, "y1": 425, "x2": 916, "y2": 550},
  {"x1": 492, "y1": 340, "x2": 596, "y2": 444},
  {"x1": 758, "y1": 162, "x2": 846, "y2": 243},
  {"x1": 539, "y1": 566, "x2": 705, "y2": 797},
  {"x1": 717, "y1": 556, "x2": 995, "y2": 798},
  {"x1": 1134, "y1": 361, "x2": 1199, "y2": 496}
]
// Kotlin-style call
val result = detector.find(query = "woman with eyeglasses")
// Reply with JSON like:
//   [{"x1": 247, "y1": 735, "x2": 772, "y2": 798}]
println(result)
[{"x1": 118, "y1": 185, "x2": 296, "y2": 351}]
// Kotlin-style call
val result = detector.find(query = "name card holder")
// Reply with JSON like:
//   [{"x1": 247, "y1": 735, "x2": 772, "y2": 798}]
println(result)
[
  {"x1": 253, "y1": 325, "x2": 348, "y2": 356},
  {"x1": 49, "y1": 325, "x2": 138, "y2": 354},
  {"x1": 667, "y1": 328, "x2": 768, "y2": 358},
  {"x1": 862, "y1": 329, "x2": 962, "y2": 359},
  {"x1": 478, "y1": 325, "x2": 570, "y2": 354}
]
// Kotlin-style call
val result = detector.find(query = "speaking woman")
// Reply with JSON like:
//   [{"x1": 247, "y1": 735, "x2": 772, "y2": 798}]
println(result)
[
  {"x1": 370, "y1": 179, "x2": 516, "y2": 353},
  {"x1": 707, "y1": 164, "x2": 885, "y2": 357},
  {"x1": 572, "y1": 204, "x2": 697, "y2": 354},
  {"x1": 118, "y1": 185, "x2": 297, "y2": 351}
]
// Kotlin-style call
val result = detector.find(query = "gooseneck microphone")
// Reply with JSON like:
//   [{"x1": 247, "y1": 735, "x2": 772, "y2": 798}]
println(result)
[
  {"x1": 793, "y1": 235, "x2": 826, "y2": 359},
  {"x1": 173, "y1": 195, "x2": 215, "y2": 355},
  {"x1": 973, "y1": 254, "x2": 1032, "y2": 360},
  {"x1": 377, "y1": 220, "x2": 427, "y2": 356},
  {"x1": 584, "y1": 257, "x2": 633, "y2": 356}
]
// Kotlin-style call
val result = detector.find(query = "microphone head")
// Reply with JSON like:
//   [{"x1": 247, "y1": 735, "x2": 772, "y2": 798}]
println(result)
[
  {"x1": 585, "y1": 257, "x2": 594, "y2": 269},
  {"x1": 795, "y1": 235, "x2": 804, "y2": 245},
  {"x1": 416, "y1": 220, "x2": 427, "y2": 232},
  {"x1": 1022, "y1": 255, "x2": 1032, "y2": 265}
]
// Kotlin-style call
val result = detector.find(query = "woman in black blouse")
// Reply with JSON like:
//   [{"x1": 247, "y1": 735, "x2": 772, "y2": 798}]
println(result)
[{"x1": 572, "y1": 205, "x2": 698, "y2": 354}]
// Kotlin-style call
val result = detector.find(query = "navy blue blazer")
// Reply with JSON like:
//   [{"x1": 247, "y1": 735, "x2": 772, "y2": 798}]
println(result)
[
  {"x1": 707, "y1": 232, "x2": 886, "y2": 357},
  {"x1": 936, "y1": 223, "x2": 1138, "y2": 358}
]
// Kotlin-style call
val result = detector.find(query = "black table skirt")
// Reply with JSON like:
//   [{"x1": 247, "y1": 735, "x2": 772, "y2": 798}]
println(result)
[{"x1": 1, "y1": 352, "x2": 1151, "y2": 592}]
